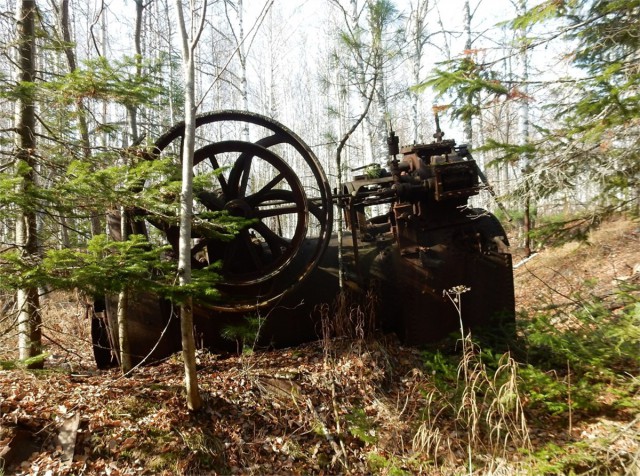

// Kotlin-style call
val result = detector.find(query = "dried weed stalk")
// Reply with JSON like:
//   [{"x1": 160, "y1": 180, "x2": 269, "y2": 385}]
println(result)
[
  {"x1": 317, "y1": 289, "x2": 377, "y2": 361},
  {"x1": 413, "y1": 285, "x2": 530, "y2": 473}
]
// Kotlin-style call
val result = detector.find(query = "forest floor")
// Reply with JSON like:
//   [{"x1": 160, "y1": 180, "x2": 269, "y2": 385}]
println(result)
[{"x1": 1, "y1": 218, "x2": 639, "y2": 475}]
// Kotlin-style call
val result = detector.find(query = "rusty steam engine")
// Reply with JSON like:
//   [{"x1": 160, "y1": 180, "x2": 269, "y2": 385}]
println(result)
[{"x1": 92, "y1": 111, "x2": 514, "y2": 368}]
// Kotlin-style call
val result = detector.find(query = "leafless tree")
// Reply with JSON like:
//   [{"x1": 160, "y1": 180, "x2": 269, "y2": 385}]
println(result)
[{"x1": 173, "y1": 0, "x2": 208, "y2": 411}]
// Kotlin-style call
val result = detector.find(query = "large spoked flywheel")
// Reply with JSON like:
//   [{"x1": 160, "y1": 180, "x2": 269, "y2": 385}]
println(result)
[{"x1": 147, "y1": 110, "x2": 333, "y2": 311}]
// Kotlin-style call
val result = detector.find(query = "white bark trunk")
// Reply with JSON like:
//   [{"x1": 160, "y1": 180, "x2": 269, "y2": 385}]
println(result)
[
  {"x1": 463, "y1": 0, "x2": 473, "y2": 146},
  {"x1": 517, "y1": 0, "x2": 532, "y2": 256},
  {"x1": 409, "y1": 1, "x2": 429, "y2": 144},
  {"x1": 238, "y1": 0, "x2": 250, "y2": 139},
  {"x1": 15, "y1": 0, "x2": 42, "y2": 367},
  {"x1": 173, "y1": 0, "x2": 206, "y2": 411},
  {"x1": 117, "y1": 207, "x2": 132, "y2": 373}
]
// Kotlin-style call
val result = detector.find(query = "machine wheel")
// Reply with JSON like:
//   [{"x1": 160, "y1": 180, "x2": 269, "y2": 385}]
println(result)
[
  {"x1": 145, "y1": 111, "x2": 333, "y2": 311},
  {"x1": 91, "y1": 298, "x2": 117, "y2": 369}
]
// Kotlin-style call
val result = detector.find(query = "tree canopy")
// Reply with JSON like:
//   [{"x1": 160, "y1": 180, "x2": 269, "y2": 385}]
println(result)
[{"x1": 422, "y1": 0, "x2": 639, "y2": 241}]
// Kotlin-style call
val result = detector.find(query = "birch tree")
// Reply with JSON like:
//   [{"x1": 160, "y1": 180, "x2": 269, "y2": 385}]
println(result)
[
  {"x1": 514, "y1": 0, "x2": 533, "y2": 255},
  {"x1": 407, "y1": 0, "x2": 431, "y2": 144},
  {"x1": 461, "y1": 0, "x2": 473, "y2": 145},
  {"x1": 13, "y1": 0, "x2": 43, "y2": 367},
  {"x1": 223, "y1": 0, "x2": 249, "y2": 128},
  {"x1": 173, "y1": 0, "x2": 207, "y2": 411}
]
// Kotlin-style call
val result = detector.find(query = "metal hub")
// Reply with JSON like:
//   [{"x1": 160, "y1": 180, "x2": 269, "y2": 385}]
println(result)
[{"x1": 224, "y1": 198, "x2": 253, "y2": 218}]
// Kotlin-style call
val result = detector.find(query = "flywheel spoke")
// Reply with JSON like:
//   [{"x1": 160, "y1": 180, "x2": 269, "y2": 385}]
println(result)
[
  {"x1": 238, "y1": 155, "x2": 252, "y2": 198},
  {"x1": 254, "y1": 204, "x2": 301, "y2": 219},
  {"x1": 146, "y1": 110, "x2": 332, "y2": 310},
  {"x1": 245, "y1": 173, "x2": 285, "y2": 204},
  {"x1": 207, "y1": 153, "x2": 230, "y2": 197},
  {"x1": 253, "y1": 221, "x2": 290, "y2": 256}
]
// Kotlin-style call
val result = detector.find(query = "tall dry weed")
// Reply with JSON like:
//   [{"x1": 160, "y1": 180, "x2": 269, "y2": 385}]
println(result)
[{"x1": 413, "y1": 286, "x2": 530, "y2": 473}]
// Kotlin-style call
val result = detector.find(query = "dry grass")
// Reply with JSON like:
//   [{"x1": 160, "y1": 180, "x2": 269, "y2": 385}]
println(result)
[{"x1": 410, "y1": 287, "x2": 531, "y2": 474}]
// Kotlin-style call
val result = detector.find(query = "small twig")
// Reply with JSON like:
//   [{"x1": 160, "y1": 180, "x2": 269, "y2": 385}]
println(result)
[
  {"x1": 305, "y1": 397, "x2": 348, "y2": 470},
  {"x1": 513, "y1": 252, "x2": 538, "y2": 269},
  {"x1": 41, "y1": 331, "x2": 86, "y2": 362}
]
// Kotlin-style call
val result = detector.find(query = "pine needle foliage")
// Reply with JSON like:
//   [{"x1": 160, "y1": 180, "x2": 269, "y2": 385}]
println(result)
[
  {"x1": 43, "y1": 56, "x2": 166, "y2": 109},
  {"x1": 420, "y1": 0, "x2": 640, "y2": 241},
  {"x1": 0, "y1": 148, "x2": 245, "y2": 308}
]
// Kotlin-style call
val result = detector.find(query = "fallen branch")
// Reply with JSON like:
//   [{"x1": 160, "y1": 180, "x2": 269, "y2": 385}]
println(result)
[{"x1": 513, "y1": 252, "x2": 538, "y2": 269}]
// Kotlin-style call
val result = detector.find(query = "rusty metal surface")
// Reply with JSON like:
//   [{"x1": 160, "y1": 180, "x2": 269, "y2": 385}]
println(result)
[
  {"x1": 335, "y1": 122, "x2": 514, "y2": 342},
  {"x1": 93, "y1": 112, "x2": 515, "y2": 366},
  {"x1": 146, "y1": 110, "x2": 333, "y2": 311}
]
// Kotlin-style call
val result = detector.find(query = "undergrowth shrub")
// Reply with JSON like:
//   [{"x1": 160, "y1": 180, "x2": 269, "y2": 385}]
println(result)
[
  {"x1": 221, "y1": 314, "x2": 265, "y2": 356},
  {"x1": 413, "y1": 280, "x2": 639, "y2": 474},
  {"x1": 518, "y1": 281, "x2": 640, "y2": 416}
]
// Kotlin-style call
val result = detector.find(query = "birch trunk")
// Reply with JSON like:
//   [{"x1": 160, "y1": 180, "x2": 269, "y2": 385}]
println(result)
[
  {"x1": 173, "y1": 0, "x2": 206, "y2": 411},
  {"x1": 117, "y1": 206, "x2": 132, "y2": 373},
  {"x1": 517, "y1": 0, "x2": 532, "y2": 256},
  {"x1": 15, "y1": 0, "x2": 42, "y2": 367},
  {"x1": 238, "y1": 0, "x2": 250, "y2": 137},
  {"x1": 409, "y1": 0, "x2": 429, "y2": 144},
  {"x1": 462, "y1": 0, "x2": 473, "y2": 146}
]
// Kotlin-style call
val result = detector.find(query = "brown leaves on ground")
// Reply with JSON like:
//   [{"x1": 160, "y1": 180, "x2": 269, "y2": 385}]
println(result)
[
  {"x1": 1, "y1": 218, "x2": 639, "y2": 474},
  {"x1": 1, "y1": 338, "x2": 433, "y2": 475},
  {"x1": 514, "y1": 218, "x2": 640, "y2": 312}
]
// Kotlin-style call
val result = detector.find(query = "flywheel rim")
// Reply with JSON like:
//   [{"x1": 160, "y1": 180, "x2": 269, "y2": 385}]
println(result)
[{"x1": 145, "y1": 110, "x2": 333, "y2": 311}]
